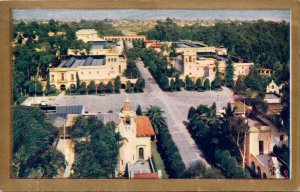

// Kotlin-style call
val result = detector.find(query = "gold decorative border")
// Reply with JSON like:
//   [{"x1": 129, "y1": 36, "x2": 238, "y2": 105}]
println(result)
[{"x1": 0, "y1": 0, "x2": 299, "y2": 191}]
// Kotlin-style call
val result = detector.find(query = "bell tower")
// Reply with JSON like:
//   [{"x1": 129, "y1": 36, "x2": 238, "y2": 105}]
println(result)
[
  {"x1": 118, "y1": 96, "x2": 137, "y2": 173},
  {"x1": 120, "y1": 96, "x2": 136, "y2": 130}
]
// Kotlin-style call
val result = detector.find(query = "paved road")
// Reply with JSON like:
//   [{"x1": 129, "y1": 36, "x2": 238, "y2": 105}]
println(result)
[{"x1": 23, "y1": 61, "x2": 234, "y2": 169}]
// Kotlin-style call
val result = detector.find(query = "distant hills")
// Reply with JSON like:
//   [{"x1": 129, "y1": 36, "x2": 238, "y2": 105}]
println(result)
[{"x1": 13, "y1": 9, "x2": 290, "y2": 22}]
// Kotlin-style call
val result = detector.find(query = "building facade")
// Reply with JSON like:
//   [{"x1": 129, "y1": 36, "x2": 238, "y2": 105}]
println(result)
[
  {"x1": 175, "y1": 51, "x2": 253, "y2": 83},
  {"x1": 49, "y1": 55, "x2": 127, "y2": 90},
  {"x1": 245, "y1": 122, "x2": 282, "y2": 179},
  {"x1": 76, "y1": 29, "x2": 104, "y2": 42}
]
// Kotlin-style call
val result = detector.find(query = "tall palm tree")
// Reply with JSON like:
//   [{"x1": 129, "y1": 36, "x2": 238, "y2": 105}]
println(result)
[
  {"x1": 145, "y1": 106, "x2": 167, "y2": 139},
  {"x1": 222, "y1": 103, "x2": 237, "y2": 119},
  {"x1": 200, "y1": 102, "x2": 220, "y2": 126}
]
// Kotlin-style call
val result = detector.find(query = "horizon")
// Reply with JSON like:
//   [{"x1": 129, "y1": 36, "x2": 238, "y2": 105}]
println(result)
[{"x1": 13, "y1": 9, "x2": 290, "y2": 22}]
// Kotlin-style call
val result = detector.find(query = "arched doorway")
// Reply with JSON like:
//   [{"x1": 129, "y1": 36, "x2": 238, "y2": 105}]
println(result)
[
  {"x1": 138, "y1": 147, "x2": 144, "y2": 160},
  {"x1": 50, "y1": 84, "x2": 56, "y2": 92},
  {"x1": 70, "y1": 84, "x2": 76, "y2": 90},
  {"x1": 60, "y1": 84, "x2": 66, "y2": 91},
  {"x1": 121, "y1": 83, "x2": 126, "y2": 89},
  {"x1": 257, "y1": 166, "x2": 262, "y2": 178}
]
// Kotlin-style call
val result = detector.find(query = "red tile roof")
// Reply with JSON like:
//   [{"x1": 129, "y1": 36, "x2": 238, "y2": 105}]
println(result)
[
  {"x1": 136, "y1": 116, "x2": 155, "y2": 137},
  {"x1": 144, "y1": 40, "x2": 156, "y2": 43},
  {"x1": 150, "y1": 43, "x2": 161, "y2": 48},
  {"x1": 268, "y1": 103, "x2": 284, "y2": 112},
  {"x1": 133, "y1": 172, "x2": 158, "y2": 179}
]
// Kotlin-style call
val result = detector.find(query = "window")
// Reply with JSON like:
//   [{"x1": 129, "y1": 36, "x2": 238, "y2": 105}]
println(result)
[
  {"x1": 251, "y1": 161, "x2": 256, "y2": 171},
  {"x1": 119, "y1": 65, "x2": 121, "y2": 73},
  {"x1": 133, "y1": 155, "x2": 134, "y2": 160},
  {"x1": 138, "y1": 147, "x2": 144, "y2": 160},
  {"x1": 280, "y1": 135, "x2": 284, "y2": 141},
  {"x1": 81, "y1": 72, "x2": 83, "y2": 75},
  {"x1": 189, "y1": 56, "x2": 192, "y2": 62},
  {"x1": 193, "y1": 58, "x2": 195, "y2": 62},
  {"x1": 89, "y1": 71, "x2": 91, "y2": 75},
  {"x1": 108, "y1": 58, "x2": 110, "y2": 62},
  {"x1": 263, "y1": 173, "x2": 267, "y2": 179},
  {"x1": 259, "y1": 140, "x2": 264, "y2": 154},
  {"x1": 272, "y1": 85, "x2": 275, "y2": 89},
  {"x1": 271, "y1": 167, "x2": 276, "y2": 176},
  {"x1": 121, "y1": 160, "x2": 123, "y2": 165},
  {"x1": 61, "y1": 73, "x2": 64, "y2": 80},
  {"x1": 126, "y1": 117, "x2": 131, "y2": 125},
  {"x1": 97, "y1": 71, "x2": 99, "y2": 74},
  {"x1": 51, "y1": 75, "x2": 54, "y2": 81},
  {"x1": 71, "y1": 74, "x2": 74, "y2": 81},
  {"x1": 114, "y1": 58, "x2": 117, "y2": 62}
]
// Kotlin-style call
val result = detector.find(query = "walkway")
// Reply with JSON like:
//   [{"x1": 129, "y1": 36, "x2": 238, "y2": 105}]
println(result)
[{"x1": 56, "y1": 138, "x2": 75, "y2": 178}]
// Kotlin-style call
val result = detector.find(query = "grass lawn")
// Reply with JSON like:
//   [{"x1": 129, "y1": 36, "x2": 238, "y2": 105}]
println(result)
[{"x1": 151, "y1": 142, "x2": 169, "y2": 178}]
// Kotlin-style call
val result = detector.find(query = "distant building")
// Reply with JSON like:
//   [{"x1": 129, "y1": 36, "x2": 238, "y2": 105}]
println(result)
[
  {"x1": 258, "y1": 68, "x2": 273, "y2": 76},
  {"x1": 103, "y1": 35, "x2": 146, "y2": 41},
  {"x1": 174, "y1": 46, "x2": 253, "y2": 83},
  {"x1": 76, "y1": 29, "x2": 104, "y2": 42},
  {"x1": 49, "y1": 55, "x2": 127, "y2": 91},
  {"x1": 231, "y1": 56, "x2": 254, "y2": 81},
  {"x1": 266, "y1": 80, "x2": 281, "y2": 95},
  {"x1": 264, "y1": 93, "x2": 281, "y2": 104},
  {"x1": 174, "y1": 40, "x2": 227, "y2": 55},
  {"x1": 67, "y1": 40, "x2": 124, "y2": 56}
]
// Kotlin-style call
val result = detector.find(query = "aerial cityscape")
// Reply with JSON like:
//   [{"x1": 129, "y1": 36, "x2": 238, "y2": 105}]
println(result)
[{"x1": 12, "y1": 9, "x2": 290, "y2": 179}]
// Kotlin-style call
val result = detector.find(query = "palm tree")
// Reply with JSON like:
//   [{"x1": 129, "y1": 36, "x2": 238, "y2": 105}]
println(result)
[
  {"x1": 200, "y1": 102, "x2": 220, "y2": 126},
  {"x1": 222, "y1": 103, "x2": 237, "y2": 119},
  {"x1": 145, "y1": 106, "x2": 167, "y2": 139}
]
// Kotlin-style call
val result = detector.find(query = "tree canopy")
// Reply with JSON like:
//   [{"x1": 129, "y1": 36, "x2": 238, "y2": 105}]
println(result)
[
  {"x1": 68, "y1": 117, "x2": 122, "y2": 178},
  {"x1": 13, "y1": 106, "x2": 65, "y2": 178},
  {"x1": 187, "y1": 103, "x2": 250, "y2": 178}
]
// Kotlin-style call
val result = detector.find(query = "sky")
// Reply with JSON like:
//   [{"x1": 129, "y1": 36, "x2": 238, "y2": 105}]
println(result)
[{"x1": 13, "y1": 9, "x2": 290, "y2": 22}]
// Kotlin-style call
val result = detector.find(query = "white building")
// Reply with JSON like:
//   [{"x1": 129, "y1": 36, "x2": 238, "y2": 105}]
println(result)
[
  {"x1": 117, "y1": 98, "x2": 157, "y2": 178},
  {"x1": 76, "y1": 29, "x2": 104, "y2": 42}
]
